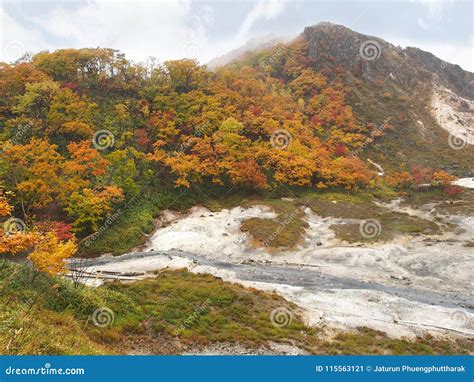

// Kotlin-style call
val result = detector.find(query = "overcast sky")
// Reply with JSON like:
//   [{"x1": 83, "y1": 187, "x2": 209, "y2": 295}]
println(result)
[{"x1": 1, "y1": 0, "x2": 472, "y2": 71}]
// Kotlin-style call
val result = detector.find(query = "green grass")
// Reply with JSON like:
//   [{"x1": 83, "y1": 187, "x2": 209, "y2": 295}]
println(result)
[
  {"x1": 239, "y1": 198, "x2": 309, "y2": 249},
  {"x1": 316, "y1": 327, "x2": 472, "y2": 355},
  {"x1": 0, "y1": 261, "x2": 113, "y2": 354},
  {"x1": 297, "y1": 191, "x2": 441, "y2": 243},
  {"x1": 403, "y1": 188, "x2": 474, "y2": 216},
  {"x1": 97, "y1": 269, "x2": 307, "y2": 350},
  {"x1": 1, "y1": 260, "x2": 471, "y2": 355},
  {"x1": 80, "y1": 183, "x2": 464, "y2": 255},
  {"x1": 0, "y1": 261, "x2": 307, "y2": 354},
  {"x1": 210, "y1": 189, "x2": 442, "y2": 246},
  {"x1": 80, "y1": 190, "x2": 198, "y2": 256}
]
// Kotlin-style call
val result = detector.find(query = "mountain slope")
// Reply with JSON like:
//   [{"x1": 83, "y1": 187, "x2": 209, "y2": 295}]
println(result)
[{"x1": 228, "y1": 22, "x2": 474, "y2": 175}]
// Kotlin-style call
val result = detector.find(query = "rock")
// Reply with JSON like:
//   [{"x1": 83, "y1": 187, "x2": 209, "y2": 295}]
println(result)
[{"x1": 390, "y1": 275, "x2": 409, "y2": 281}]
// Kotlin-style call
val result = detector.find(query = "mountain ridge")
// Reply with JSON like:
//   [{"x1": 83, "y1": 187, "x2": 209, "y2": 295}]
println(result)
[
  {"x1": 210, "y1": 22, "x2": 473, "y2": 86},
  {"x1": 218, "y1": 22, "x2": 473, "y2": 175}
]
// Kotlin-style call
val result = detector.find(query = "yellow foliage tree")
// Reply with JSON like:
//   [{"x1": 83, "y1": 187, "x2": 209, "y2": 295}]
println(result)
[
  {"x1": 28, "y1": 231, "x2": 77, "y2": 275},
  {"x1": 431, "y1": 170, "x2": 457, "y2": 187}
]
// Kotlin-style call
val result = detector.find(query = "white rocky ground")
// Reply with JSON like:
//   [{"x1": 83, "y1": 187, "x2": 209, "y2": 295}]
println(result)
[
  {"x1": 453, "y1": 177, "x2": 474, "y2": 189},
  {"x1": 431, "y1": 85, "x2": 474, "y2": 145},
  {"x1": 77, "y1": 179, "x2": 474, "y2": 340}
]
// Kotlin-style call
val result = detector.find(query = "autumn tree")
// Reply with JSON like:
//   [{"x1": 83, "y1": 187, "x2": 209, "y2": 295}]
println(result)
[
  {"x1": 325, "y1": 157, "x2": 375, "y2": 190},
  {"x1": 64, "y1": 186, "x2": 124, "y2": 234},
  {"x1": 106, "y1": 148, "x2": 143, "y2": 197},
  {"x1": 443, "y1": 185, "x2": 464, "y2": 201},
  {"x1": 0, "y1": 139, "x2": 63, "y2": 217},
  {"x1": 431, "y1": 170, "x2": 457, "y2": 187},
  {"x1": 0, "y1": 194, "x2": 39, "y2": 256},
  {"x1": 28, "y1": 231, "x2": 77, "y2": 275},
  {"x1": 164, "y1": 59, "x2": 208, "y2": 94},
  {"x1": 386, "y1": 171, "x2": 414, "y2": 190}
]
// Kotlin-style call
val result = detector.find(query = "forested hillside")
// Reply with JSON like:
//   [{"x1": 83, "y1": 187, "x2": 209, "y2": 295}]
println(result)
[
  {"x1": 0, "y1": 25, "x2": 467, "y2": 264},
  {"x1": 1, "y1": 21, "x2": 473, "y2": 357}
]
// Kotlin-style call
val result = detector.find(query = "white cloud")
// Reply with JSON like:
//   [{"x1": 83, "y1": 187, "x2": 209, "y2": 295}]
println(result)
[
  {"x1": 233, "y1": 0, "x2": 285, "y2": 46},
  {"x1": 414, "y1": 0, "x2": 455, "y2": 32},
  {"x1": 2, "y1": 0, "x2": 285, "y2": 65},
  {"x1": 417, "y1": 17, "x2": 429, "y2": 30},
  {"x1": 0, "y1": 7, "x2": 50, "y2": 62},
  {"x1": 30, "y1": 0, "x2": 211, "y2": 63},
  {"x1": 0, "y1": 0, "x2": 225, "y2": 64},
  {"x1": 417, "y1": 0, "x2": 454, "y2": 17},
  {"x1": 7, "y1": 0, "x2": 285, "y2": 65},
  {"x1": 1, "y1": 0, "x2": 470, "y2": 73}
]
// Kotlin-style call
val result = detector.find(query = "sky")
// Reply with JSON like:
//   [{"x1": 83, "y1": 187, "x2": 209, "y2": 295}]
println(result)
[{"x1": 0, "y1": 0, "x2": 473, "y2": 71}]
